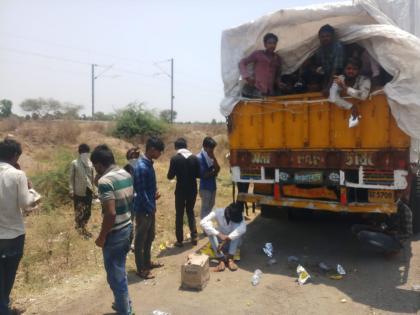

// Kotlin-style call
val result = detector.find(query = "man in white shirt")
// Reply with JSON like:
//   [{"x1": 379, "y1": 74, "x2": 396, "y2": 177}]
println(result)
[
  {"x1": 0, "y1": 139, "x2": 37, "y2": 315},
  {"x1": 200, "y1": 203, "x2": 246, "y2": 272},
  {"x1": 69, "y1": 143, "x2": 95, "y2": 238}
]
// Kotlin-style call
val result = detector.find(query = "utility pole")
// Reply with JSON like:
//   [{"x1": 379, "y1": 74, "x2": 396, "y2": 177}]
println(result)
[
  {"x1": 91, "y1": 64, "x2": 113, "y2": 120},
  {"x1": 91, "y1": 64, "x2": 95, "y2": 120},
  {"x1": 170, "y1": 58, "x2": 174, "y2": 124}
]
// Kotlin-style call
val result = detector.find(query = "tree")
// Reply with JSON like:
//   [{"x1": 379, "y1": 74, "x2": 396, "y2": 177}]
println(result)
[
  {"x1": 20, "y1": 98, "x2": 83, "y2": 119},
  {"x1": 94, "y1": 111, "x2": 115, "y2": 121},
  {"x1": 211, "y1": 118, "x2": 217, "y2": 125},
  {"x1": 114, "y1": 102, "x2": 167, "y2": 138},
  {"x1": 0, "y1": 99, "x2": 13, "y2": 118},
  {"x1": 159, "y1": 109, "x2": 177, "y2": 123}
]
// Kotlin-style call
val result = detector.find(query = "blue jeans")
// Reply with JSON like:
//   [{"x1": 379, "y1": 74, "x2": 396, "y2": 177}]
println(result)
[
  {"x1": 103, "y1": 224, "x2": 132, "y2": 315},
  {"x1": 208, "y1": 234, "x2": 241, "y2": 258},
  {"x1": 0, "y1": 235, "x2": 25, "y2": 315}
]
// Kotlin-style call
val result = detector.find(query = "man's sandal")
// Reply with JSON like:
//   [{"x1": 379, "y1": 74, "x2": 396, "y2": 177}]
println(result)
[
  {"x1": 227, "y1": 259, "x2": 238, "y2": 271},
  {"x1": 213, "y1": 260, "x2": 226, "y2": 272},
  {"x1": 136, "y1": 270, "x2": 155, "y2": 279}
]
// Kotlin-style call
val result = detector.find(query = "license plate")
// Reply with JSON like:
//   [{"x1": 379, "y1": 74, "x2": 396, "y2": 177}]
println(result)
[
  {"x1": 368, "y1": 189, "x2": 394, "y2": 203},
  {"x1": 294, "y1": 171, "x2": 323, "y2": 184}
]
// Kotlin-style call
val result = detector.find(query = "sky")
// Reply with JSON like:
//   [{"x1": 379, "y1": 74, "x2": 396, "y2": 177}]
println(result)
[{"x1": 0, "y1": 0, "x2": 343, "y2": 122}]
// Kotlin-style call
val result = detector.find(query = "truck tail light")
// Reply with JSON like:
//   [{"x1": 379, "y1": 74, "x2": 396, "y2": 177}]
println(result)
[
  {"x1": 274, "y1": 183, "x2": 280, "y2": 200},
  {"x1": 340, "y1": 187, "x2": 347, "y2": 205}
]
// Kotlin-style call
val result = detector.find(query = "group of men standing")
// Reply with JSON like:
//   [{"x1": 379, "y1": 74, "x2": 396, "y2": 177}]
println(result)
[{"x1": 64, "y1": 135, "x2": 225, "y2": 314}]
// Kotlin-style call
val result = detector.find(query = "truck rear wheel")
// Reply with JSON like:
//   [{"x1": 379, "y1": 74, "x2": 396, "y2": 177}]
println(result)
[
  {"x1": 287, "y1": 208, "x2": 314, "y2": 221},
  {"x1": 409, "y1": 175, "x2": 420, "y2": 234},
  {"x1": 261, "y1": 205, "x2": 281, "y2": 218}
]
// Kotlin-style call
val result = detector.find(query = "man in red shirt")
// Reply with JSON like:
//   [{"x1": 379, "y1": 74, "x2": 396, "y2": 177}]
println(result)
[{"x1": 239, "y1": 33, "x2": 284, "y2": 98}]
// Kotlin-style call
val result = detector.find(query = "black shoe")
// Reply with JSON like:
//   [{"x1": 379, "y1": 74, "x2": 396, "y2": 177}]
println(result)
[
  {"x1": 174, "y1": 241, "x2": 184, "y2": 247},
  {"x1": 191, "y1": 239, "x2": 198, "y2": 246}
]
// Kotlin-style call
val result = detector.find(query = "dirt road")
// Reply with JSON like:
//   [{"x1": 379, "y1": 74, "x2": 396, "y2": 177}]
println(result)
[{"x1": 41, "y1": 212, "x2": 419, "y2": 315}]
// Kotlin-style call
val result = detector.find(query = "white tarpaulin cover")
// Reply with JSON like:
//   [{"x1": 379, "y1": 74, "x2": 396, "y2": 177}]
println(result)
[{"x1": 220, "y1": 0, "x2": 420, "y2": 160}]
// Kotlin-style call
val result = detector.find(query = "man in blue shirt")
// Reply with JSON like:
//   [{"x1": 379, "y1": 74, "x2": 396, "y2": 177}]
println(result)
[
  {"x1": 133, "y1": 137, "x2": 165, "y2": 279},
  {"x1": 197, "y1": 137, "x2": 220, "y2": 219}
]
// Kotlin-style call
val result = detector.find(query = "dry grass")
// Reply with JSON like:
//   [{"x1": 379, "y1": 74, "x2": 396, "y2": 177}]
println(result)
[
  {"x1": 17, "y1": 120, "x2": 81, "y2": 145},
  {"x1": 0, "y1": 116, "x2": 21, "y2": 134}
]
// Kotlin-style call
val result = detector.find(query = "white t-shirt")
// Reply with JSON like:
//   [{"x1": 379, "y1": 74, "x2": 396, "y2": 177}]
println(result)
[{"x1": 0, "y1": 162, "x2": 35, "y2": 239}]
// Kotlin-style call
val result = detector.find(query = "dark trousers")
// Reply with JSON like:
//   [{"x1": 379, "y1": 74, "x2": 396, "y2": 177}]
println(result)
[
  {"x1": 134, "y1": 213, "x2": 155, "y2": 272},
  {"x1": 175, "y1": 191, "x2": 198, "y2": 243},
  {"x1": 0, "y1": 235, "x2": 25, "y2": 315},
  {"x1": 73, "y1": 188, "x2": 93, "y2": 230}
]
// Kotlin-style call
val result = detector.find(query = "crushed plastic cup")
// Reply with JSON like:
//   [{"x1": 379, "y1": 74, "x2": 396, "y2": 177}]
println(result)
[
  {"x1": 251, "y1": 269, "x2": 263, "y2": 286},
  {"x1": 152, "y1": 311, "x2": 170, "y2": 315},
  {"x1": 337, "y1": 264, "x2": 346, "y2": 275},
  {"x1": 349, "y1": 115, "x2": 360, "y2": 128},
  {"x1": 296, "y1": 265, "x2": 311, "y2": 285},
  {"x1": 263, "y1": 243, "x2": 273, "y2": 257}
]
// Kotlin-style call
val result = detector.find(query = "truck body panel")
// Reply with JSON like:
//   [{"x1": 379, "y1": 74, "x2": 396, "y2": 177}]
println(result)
[{"x1": 228, "y1": 92, "x2": 410, "y2": 215}]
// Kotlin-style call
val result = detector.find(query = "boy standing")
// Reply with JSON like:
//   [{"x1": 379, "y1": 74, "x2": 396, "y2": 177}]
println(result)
[
  {"x1": 0, "y1": 139, "x2": 37, "y2": 315},
  {"x1": 197, "y1": 137, "x2": 220, "y2": 219},
  {"x1": 69, "y1": 143, "x2": 95, "y2": 238},
  {"x1": 167, "y1": 138, "x2": 200, "y2": 247},
  {"x1": 91, "y1": 144, "x2": 134, "y2": 315},
  {"x1": 133, "y1": 137, "x2": 165, "y2": 279},
  {"x1": 239, "y1": 33, "x2": 284, "y2": 98}
]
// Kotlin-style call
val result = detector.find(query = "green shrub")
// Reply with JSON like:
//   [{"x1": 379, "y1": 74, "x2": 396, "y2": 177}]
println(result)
[
  {"x1": 113, "y1": 102, "x2": 167, "y2": 139},
  {"x1": 31, "y1": 149, "x2": 73, "y2": 212}
]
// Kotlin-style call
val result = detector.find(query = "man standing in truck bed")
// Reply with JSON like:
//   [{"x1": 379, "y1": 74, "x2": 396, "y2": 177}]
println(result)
[{"x1": 239, "y1": 33, "x2": 284, "y2": 98}]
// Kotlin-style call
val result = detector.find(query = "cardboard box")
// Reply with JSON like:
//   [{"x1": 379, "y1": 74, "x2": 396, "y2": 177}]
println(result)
[{"x1": 181, "y1": 253, "x2": 210, "y2": 290}]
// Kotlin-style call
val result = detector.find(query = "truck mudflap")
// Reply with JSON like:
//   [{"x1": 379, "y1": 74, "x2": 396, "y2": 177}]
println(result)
[{"x1": 237, "y1": 192, "x2": 398, "y2": 214}]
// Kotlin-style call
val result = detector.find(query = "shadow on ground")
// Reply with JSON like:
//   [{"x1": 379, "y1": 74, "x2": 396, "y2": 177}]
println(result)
[{"x1": 236, "y1": 211, "x2": 419, "y2": 313}]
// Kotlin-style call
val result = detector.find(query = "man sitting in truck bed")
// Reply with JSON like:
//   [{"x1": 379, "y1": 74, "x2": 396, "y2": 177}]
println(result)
[
  {"x1": 239, "y1": 33, "x2": 286, "y2": 98},
  {"x1": 329, "y1": 57, "x2": 371, "y2": 125},
  {"x1": 309, "y1": 24, "x2": 346, "y2": 95}
]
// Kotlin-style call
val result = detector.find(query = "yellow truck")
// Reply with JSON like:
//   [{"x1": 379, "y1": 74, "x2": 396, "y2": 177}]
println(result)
[
  {"x1": 229, "y1": 92, "x2": 419, "y2": 235},
  {"x1": 222, "y1": 3, "x2": 420, "y2": 241}
]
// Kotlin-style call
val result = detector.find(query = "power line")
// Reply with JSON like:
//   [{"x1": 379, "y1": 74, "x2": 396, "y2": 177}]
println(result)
[{"x1": 0, "y1": 31, "x2": 154, "y2": 65}]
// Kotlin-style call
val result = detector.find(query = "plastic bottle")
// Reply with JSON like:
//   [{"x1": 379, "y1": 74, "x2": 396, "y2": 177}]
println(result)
[
  {"x1": 152, "y1": 311, "x2": 170, "y2": 315},
  {"x1": 251, "y1": 269, "x2": 263, "y2": 286}
]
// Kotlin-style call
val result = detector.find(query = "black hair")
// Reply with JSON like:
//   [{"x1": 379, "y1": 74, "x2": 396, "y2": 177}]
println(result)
[
  {"x1": 90, "y1": 144, "x2": 115, "y2": 168},
  {"x1": 78, "y1": 143, "x2": 90, "y2": 154},
  {"x1": 224, "y1": 202, "x2": 244, "y2": 224},
  {"x1": 174, "y1": 138, "x2": 187, "y2": 150},
  {"x1": 146, "y1": 137, "x2": 165, "y2": 152},
  {"x1": 345, "y1": 57, "x2": 362, "y2": 70},
  {"x1": 126, "y1": 147, "x2": 139, "y2": 160},
  {"x1": 0, "y1": 139, "x2": 22, "y2": 162},
  {"x1": 202, "y1": 136, "x2": 217, "y2": 149},
  {"x1": 318, "y1": 24, "x2": 335, "y2": 35},
  {"x1": 263, "y1": 33, "x2": 278, "y2": 44}
]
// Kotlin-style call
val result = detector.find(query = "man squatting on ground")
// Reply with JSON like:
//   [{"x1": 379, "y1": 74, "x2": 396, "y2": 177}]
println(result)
[
  {"x1": 0, "y1": 139, "x2": 38, "y2": 315},
  {"x1": 133, "y1": 137, "x2": 165, "y2": 279},
  {"x1": 200, "y1": 202, "x2": 246, "y2": 272},
  {"x1": 69, "y1": 143, "x2": 95, "y2": 238},
  {"x1": 197, "y1": 137, "x2": 220, "y2": 220},
  {"x1": 167, "y1": 138, "x2": 200, "y2": 247},
  {"x1": 91, "y1": 144, "x2": 134, "y2": 315}
]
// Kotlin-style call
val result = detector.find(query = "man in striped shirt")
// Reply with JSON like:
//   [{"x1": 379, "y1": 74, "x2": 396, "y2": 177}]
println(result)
[{"x1": 90, "y1": 145, "x2": 134, "y2": 315}]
